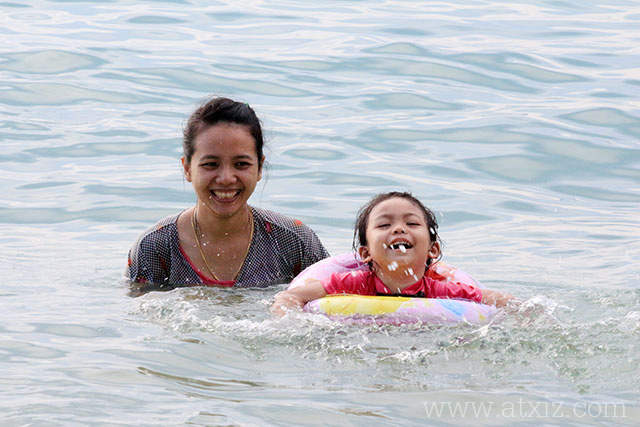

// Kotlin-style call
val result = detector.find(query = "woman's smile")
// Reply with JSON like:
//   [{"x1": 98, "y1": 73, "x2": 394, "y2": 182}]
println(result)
[
  {"x1": 184, "y1": 123, "x2": 263, "y2": 219},
  {"x1": 210, "y1": 189, "x2": 241, "y2": 201}
]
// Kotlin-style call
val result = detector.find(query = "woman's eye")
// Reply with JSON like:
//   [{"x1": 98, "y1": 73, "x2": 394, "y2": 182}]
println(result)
[
  {"x1": 202, "y1": 162, "x2": 218, "y2": 168},
  {"x1": 235, "y1": 161, "x2": 251, "y2": 168}
]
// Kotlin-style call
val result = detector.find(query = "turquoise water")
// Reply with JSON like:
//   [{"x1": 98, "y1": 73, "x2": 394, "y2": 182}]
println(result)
[{"x1": 1, "y1": 0, "x2": 639, "y2": 425}]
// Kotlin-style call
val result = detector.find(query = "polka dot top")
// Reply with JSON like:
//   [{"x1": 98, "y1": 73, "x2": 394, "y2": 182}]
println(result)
[{"x1": 127, "y1": 206, "x2": 329, "y2": 291}]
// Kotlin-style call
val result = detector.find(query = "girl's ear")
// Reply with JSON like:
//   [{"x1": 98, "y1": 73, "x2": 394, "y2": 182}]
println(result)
[
  {"x1": 182, "y1": 156, "x2": 192, "y2": 182},
  {"x1": 358, "y1": 246, "x2": 372, "y2": 263},
  {"x1": 428, "y1": 241, "x2": 441, "y2": 261}
]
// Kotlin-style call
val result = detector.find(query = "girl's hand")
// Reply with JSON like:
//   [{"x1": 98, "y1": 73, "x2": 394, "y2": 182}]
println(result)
[
  {"x1": 271, "y1": 278, "x2": 328, "y2": 317},
  {"x1": 481, "y1": 289, "x2": 518, "y2": 308},
  {"x1": 271, "y1": 291, "x2": 305, "y2": 317}
]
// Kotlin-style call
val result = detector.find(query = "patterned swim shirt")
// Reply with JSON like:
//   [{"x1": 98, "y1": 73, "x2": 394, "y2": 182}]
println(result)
[{"x1": 127, "y1": 206, "x2": 329, "y2": 291}]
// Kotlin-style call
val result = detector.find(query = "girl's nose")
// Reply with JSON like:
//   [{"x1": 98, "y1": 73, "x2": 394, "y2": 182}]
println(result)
[{"x1": 392, "y1": 224, "x2": 406, "y2": 234}]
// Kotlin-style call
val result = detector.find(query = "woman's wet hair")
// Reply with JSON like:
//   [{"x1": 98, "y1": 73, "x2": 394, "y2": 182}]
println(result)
[
  {"x1": 353, "y1": 191, "x2": 442, "y2": 265},
  {"x1": 183, "y1": 96, "x2": 265, "y2": 165}
]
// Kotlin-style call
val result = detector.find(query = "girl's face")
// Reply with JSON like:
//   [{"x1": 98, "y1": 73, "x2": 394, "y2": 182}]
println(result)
[
  {"x1": 359, "y1": 197, "x2": 440, "y2": 280},
  {"x1": 182, "y1": 123, "x2": 264, "y2": 219}
]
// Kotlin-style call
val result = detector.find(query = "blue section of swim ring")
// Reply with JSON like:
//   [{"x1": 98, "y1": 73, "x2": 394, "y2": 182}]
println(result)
[{"x1": 438, "y1": 299, "x2": 466, "y2": 317}]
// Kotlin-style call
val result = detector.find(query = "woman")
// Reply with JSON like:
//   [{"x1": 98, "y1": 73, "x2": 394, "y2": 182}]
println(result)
[{"x1": 127, "y1": 97, "x2": 329, "y2": 293}]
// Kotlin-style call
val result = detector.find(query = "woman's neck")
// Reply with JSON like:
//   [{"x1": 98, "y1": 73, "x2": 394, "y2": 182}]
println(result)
[{"x1": 194, "y1": 203, "x2": 252, "y2": 239}]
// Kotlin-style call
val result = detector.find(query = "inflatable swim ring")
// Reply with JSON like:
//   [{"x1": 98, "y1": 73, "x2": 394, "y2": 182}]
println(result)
[
  {"x1": 290, "y1": 253, "x2": 496, "y2": 325},
  {"x1": 304, "y1": 294, "x2": 496, "y2": 325}
]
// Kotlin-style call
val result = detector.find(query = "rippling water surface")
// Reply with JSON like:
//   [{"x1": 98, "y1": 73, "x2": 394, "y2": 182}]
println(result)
[{"x1": 1, "y1": 0, "x2": 639, "y2": 425}]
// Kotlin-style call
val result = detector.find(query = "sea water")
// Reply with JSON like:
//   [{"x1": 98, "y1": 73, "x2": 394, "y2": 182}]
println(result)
[{"x1": 1, "y1": 1, "x2": 638, "y2": 425}]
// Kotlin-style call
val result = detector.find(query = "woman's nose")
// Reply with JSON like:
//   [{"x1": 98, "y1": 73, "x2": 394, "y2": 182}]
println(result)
[{"x1": 216, "y1": 165, "x2": 235, "y2": 184}]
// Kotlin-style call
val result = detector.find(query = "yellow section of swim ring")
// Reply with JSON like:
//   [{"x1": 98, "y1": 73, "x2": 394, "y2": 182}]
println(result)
[{"x1": 317, "y1": 295, "x2": 436, "y2": 315}]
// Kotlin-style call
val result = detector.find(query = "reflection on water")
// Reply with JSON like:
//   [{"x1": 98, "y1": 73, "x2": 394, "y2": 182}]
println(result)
[{"x1": 1, "y1": 0, "x2": 639, "y2": 424}]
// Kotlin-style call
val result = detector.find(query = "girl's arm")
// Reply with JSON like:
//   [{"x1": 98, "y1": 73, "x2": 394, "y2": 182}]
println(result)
[
  {"x1": 481, "y1": 289, "x2": 517, "y2": 308},
  {"x1": 271, "y1": 278, "x2": 328, "y2": 317}
]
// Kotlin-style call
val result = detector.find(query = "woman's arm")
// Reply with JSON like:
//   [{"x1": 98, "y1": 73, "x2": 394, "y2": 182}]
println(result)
[{"x1": 271, "y1": 278, "x2": 328, "y2": 317}]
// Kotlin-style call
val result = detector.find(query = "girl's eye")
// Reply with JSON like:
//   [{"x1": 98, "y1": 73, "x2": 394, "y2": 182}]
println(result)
[
  {"x1": 376, "y1": 223, "x2": 391, "y2": 228},
  {"x1": 407, "y1": 222, "x2": 421, "y2": 226}
]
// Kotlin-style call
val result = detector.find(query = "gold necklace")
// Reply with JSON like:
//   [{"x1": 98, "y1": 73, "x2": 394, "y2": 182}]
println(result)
[{"x1": 191, "y1": 207, "x2": 254, "y2": 281}]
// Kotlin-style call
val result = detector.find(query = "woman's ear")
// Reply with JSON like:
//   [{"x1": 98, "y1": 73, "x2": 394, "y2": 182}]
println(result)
[
  {"x1": 428, "y1": 241, "x2": 441, "y2": 261},
  {"x1": 257, "y1": 155, "x2": 265, "y2": 181},
  {"x1": 181, "y1": 156, "x2": 192, "y2": 182},
  {"x1": 358, "y1": 246, "x2": 372, "y2": 263}
]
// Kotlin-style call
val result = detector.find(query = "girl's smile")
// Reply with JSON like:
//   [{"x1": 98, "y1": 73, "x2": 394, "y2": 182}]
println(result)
[
  {"x1": 387, "y1": 238, "x2": 413, "y2": 251},
  {"x1": 359, "y1": 197, "x2": 440, "y2": 289}
]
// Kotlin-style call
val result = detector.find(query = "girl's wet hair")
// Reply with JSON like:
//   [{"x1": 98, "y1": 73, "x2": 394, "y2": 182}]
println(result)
[
  {"x1": 183, "y1": 96, "x2": 265, "y2": 165},
  {"x1": 353, "y1": 191, "x2": 442, "y2": 265}
]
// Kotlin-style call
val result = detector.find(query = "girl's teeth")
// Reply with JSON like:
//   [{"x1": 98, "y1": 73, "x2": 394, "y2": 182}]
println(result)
[{"x1": 390, "y1": 242, "x2": 411, "y2": 251}]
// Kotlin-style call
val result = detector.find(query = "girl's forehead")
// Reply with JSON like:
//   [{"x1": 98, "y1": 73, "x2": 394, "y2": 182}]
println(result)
[{"x1": 370, "y1": 197, "x2": 422, "y2": 218}]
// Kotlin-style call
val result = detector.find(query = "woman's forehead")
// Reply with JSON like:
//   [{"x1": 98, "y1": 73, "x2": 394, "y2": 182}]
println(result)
[{"x1": 193, "y1": 124, "x2": 256, "y2": 156}]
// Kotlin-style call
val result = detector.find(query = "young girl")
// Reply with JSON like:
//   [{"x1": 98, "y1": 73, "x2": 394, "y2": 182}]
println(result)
[{"x1": 272, "y1": 192, "x2": 514, "y2": 316}]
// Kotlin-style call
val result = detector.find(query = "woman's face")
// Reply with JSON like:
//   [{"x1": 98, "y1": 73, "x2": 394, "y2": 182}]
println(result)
[{"x1": 183, "y1": 123, "x2": 264, "y2": 219}]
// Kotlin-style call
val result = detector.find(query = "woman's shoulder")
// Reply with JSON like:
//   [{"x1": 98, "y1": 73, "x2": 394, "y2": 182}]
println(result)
[
  {"x1": 131, "y1": 212, "x2": 181, "y2": 249},
  {"x1": 248, "y1": 206, "x2": 329, "y2": 273},
  {"x1": 251, "y1": 206, "x2": 316, "y2": 236}
]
